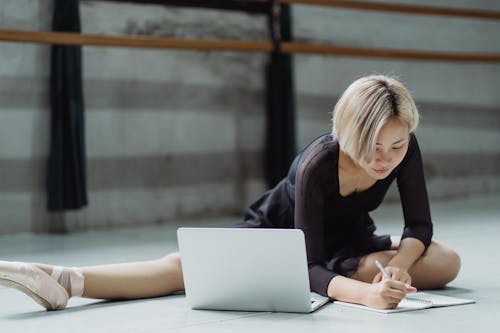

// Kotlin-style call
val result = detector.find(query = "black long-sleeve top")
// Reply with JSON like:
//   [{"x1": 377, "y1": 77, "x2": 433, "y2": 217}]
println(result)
[{"x1": 241, "y1": 133, "x2": 433, "y2": 297}]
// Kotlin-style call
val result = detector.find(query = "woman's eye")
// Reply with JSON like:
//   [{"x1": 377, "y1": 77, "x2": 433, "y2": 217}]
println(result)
[{"x1": 392, "y1": 145, "x2": 404, "y2": 150}]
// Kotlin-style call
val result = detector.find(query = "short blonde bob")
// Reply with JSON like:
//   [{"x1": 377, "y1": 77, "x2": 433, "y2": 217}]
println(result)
[{"x1": 332, "y1": 75, "x2": 419, "y2": 164}]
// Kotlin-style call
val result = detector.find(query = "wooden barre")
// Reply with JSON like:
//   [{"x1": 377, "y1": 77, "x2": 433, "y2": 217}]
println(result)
[
  {"x1": 1, "y1": 29, "x2": 499, "y2": 62},
  {"x1": 260, "y1": 0, "x2": 500, "y2": 20},
  {"x1": 281, "y1": 42, "x2": 500, "y2": 62},
  {"x1": 0, "y1": 29, "x2": 274, "y2": 52}
]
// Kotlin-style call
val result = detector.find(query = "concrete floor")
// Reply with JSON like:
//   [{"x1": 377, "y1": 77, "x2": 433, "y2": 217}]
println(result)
[{"x1": 1, "y1": 194, "x2": 499, "y2": 333}]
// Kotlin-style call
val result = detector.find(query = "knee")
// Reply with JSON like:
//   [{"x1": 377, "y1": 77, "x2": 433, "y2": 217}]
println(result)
[
  {"x1": 440, "y1": 248, "x2": 461, "y2": 284},
  {"x1": 425, "y1": 242, "x2": 461, "y2": 287}
]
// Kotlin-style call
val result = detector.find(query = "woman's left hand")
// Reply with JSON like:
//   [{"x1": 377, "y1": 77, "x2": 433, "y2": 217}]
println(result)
[{"x1": 372, "y1": 266, "x2": 412, "y2": 285}]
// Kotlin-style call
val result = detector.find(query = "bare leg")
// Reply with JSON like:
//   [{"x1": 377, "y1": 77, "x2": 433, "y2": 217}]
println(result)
[
  {"x1": 36, "y1": 252, "x2": 184, "y2": 299},
  {"x1": 352, "y1": 240, "x2": 461, "y2": 289}
]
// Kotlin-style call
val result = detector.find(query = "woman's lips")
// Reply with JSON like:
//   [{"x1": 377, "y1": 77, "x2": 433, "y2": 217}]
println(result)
[{"x1": 373, "y1": 168, "x2": 388, "y2": 174}]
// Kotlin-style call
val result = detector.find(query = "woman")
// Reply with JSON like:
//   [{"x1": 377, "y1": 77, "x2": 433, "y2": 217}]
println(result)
[{"x1": 0, "y1": 75, "x2": 460, "y2": 311}]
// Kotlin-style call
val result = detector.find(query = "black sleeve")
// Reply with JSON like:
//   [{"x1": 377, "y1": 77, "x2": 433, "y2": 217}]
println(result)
[
  {"x1": 396, "y1": 134, "x2": 433, "y2": 249},
  {"x1": 294, "y1": 154, "x2": 336, "y2": 297}
]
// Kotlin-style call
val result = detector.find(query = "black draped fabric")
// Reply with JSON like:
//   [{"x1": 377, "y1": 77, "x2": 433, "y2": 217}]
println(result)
[
  {"x1": 265, "y1": 4, "x2": 296, "y2": 188},
  {"x1": 47, "y1": 0, "x2": 88, "y2": 211}
]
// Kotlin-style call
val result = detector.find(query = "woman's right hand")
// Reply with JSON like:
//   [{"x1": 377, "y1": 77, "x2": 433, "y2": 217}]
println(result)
[{"x1": 363, "y1": 279, "x2": 416, "y2": 309}]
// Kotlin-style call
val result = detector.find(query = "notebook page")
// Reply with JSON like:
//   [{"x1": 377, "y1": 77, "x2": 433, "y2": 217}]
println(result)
[
  {"x1": 334, "y1": 292, "x2": 475, "y2": 313},
  {"x1": 406, "y1": 292, "x2": 476, "y2": 307},
  {"x1": 334, "y1": 298, "x2": 432, "y2": 313}
]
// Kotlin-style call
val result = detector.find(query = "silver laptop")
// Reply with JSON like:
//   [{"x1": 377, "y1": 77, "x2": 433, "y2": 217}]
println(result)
[{"x1": 177, "y1": 227, "x2": 330, "y2": 313}]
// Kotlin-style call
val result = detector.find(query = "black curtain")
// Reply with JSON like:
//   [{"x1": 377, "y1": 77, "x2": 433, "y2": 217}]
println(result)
[
  {"x1": 47, "y1": 0, "x2": 88, "y2": 211},
  {"x1": 265, "y1": 4, "x2": 296, "y2": 188}
]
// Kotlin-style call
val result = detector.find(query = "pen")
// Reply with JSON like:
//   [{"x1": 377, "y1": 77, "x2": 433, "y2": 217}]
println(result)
[{"x1": 375, "y1": 260, "x2": 392, "y2": 280}]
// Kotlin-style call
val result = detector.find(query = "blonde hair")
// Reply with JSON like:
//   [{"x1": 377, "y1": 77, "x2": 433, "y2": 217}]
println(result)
[{"x1": 332, "y1": 75, "x2": 419, "y2": 163}]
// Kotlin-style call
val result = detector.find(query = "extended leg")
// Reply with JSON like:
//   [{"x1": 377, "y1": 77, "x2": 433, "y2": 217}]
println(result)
[
  {"x1": 1, "y1": 252, "x2": 184, "y2": 310},
  {"x1": 36, "y1": 252, "x2": 184, "y2": 300}
]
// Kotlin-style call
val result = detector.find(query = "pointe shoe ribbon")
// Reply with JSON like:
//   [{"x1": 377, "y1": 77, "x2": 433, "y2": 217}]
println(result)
[{"x1": 0, "y1": 261, "x2": 68, "y2": 310}]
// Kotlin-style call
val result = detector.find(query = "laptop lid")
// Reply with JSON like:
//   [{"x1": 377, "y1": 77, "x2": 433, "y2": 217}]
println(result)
[{"x1": 177, "y1": 227, "x2": 328, "y2": 313}]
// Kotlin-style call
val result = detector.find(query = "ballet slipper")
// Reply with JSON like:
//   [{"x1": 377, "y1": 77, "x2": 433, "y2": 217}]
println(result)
[
  {"x1": 0, "y1": 261, "x2": 68, "y2": 310},
  {"x1": 51, "y1": 265, "x2": 85, "y2": 298}
]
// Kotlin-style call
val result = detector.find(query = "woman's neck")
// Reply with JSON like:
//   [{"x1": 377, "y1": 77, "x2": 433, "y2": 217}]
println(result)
[
  {"x1": 338, "y1": 149, "x2": 378, "y2": 195},
  {"x1": 338, "y1": 150, "x2": 362, "y2": 176}
]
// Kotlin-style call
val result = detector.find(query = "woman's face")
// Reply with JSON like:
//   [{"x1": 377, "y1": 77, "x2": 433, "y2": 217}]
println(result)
[{"x1": 359, "y1": 118, "x2": 410, "y2": 180}]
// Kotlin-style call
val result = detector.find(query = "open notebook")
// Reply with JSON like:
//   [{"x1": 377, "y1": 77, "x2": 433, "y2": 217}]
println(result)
[{"x1": 334, "y1": 292, "x2": 475, "y2": 314}]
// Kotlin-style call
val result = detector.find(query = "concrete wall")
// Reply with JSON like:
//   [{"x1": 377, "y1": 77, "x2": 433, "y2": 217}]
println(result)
[
  {"x1": 0, "y1": 0, "x2": 498, "y2": 233},
  {"x1": 0, "y1": 0, "x2": 268, "y2": 233}
]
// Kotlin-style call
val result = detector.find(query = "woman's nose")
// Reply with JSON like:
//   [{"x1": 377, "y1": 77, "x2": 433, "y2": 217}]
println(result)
[{"x1": 377, "y1": 151, "x2": 393, "y2": 164}]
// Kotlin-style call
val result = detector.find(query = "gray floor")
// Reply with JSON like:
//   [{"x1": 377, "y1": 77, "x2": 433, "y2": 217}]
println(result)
[{"x1": 1, "y1": 194, "x2": 499, "y2": 333}]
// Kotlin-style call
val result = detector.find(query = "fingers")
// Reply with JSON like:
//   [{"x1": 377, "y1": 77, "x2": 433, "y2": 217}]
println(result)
[
  {"x1": 384, "y1": 290, "x2": 406, "y2": 304},
  {"x1": 377, "y1": 281, "x2": 407, "y2": 308},
  {"x1": 369, "y1": 279, "x2": 412, "y2": 309},
  {"x1": 384, "y1": 266, "x2": 412, "y2": 285},
  {"x1": 385, "y1": 280, "x2": 414, "y2": 301},
  {"x1": 400, "y1": 274, "x2": 411, "y2": 285},
  {"x1": 372, "y1": 272, "x2": 383, "y2": 283},
  {"x1": 391, "y1": 271, "x2": 411, "y2": 285},
  {"x1": 384, "y1": 279, "x2": 408, "y2": 294},
  {"x1": 385, "y1": 279, "x2": 407, "y2": 290},
  {"x1": 390, "y1": 270, "x2": 401, "y2": 281},
  {"x1": 405, "y1": 284, "x2": 417, "y2": 293},
  {"x1": 378, "y1": 268, "x2": 416, "y2": 293}
]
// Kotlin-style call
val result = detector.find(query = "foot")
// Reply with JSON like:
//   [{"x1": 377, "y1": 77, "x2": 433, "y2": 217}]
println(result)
[{"x1": 0, "y1": 261, "x2": 68, "y2": 310}]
